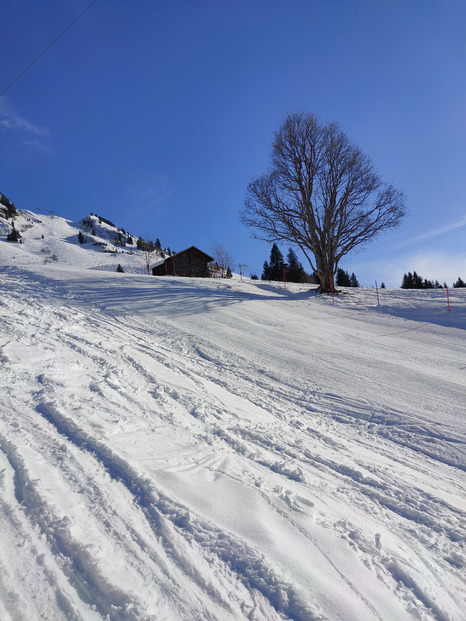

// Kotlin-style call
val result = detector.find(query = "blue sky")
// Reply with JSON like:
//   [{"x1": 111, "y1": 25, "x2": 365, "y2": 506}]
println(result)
[{"x1": 1, "y1": 0, "x2": 465, "y2": 286}]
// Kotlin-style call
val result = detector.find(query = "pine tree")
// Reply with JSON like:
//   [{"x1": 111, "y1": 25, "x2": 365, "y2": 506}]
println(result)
[
  {"x1": 412, "y1": 271, "x2": 423, "y2": 288},
  {"x1": 380, "y1": 282, "x2": 386, "y2": 288},
  {"x1": 349, "y1": 272, "x2": 359, "y2": 287},
  {"x1": 116, "y1": 264, "x2": 124, "y2": 273},
  {"x1": 336, "y1": 268, "x2": 351, "y2": 287},
  {"x1": 453, "y1": 277, "x2": 465, "y2": 288},
  {"x1": 401, "y1": 272, "x2": 414, "y2": 288},
  {"x1": 78, "y1": 231, "x2": 85, "y2": 244},
  {"x1": 267, "y1": 244, "x2": 285, "y2": 281},
  {"x1": 262, "y1": 244, "x2": 286, "y2": 280},
  {"x1": 401, "y1": 271, "x2": 439, "y2": 289},
  {"x1": 286, "y1": 248, "x2": 306, "y2": 283},
  {"x1": 261, "y1": 260, "x2": 271, "y2": 280}
]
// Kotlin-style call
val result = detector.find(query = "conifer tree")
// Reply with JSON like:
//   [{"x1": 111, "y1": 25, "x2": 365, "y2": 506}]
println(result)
[
  {"x1": 401, "y1": 271, "x2": 438, "y2": 289},
  {"x1": 266, "y1": 244, "x2": 285, "y2": 281},
  {"x1": 261, "y1": 260, "x2": 271, "y2": 280},
  {"x1": 412, "y1": 271, "x2": 423, "y2": 288},
  {"x1": 336, "y1": 268, "x2": 351, "y2": 287},
  {"x1": 286, "y1": 248, "x2": 306, "y2": 283},
  {"x1": 401, "y1": 272, "x2": 413, "y2": 288}
]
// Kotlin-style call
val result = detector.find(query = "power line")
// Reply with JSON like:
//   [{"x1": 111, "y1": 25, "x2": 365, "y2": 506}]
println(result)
[{"x1": 0, "y1": 0, "x2": 98, "y2": 97}]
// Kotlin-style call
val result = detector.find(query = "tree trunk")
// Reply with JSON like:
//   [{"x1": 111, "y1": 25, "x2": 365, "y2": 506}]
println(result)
[
  {"x1": 315, "y1": 253, "x2": 334, "y2": 293},
  {"x1": 317, "y1": 269, "x2": 334, "y2": 293}
]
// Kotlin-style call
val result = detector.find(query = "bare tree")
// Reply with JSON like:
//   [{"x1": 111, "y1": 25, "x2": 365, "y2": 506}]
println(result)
[
  {"x1": 241, "y1": 113, "x2": 406, "y2": 292},
  {"x1": 211, "y1": 242, "x2": 234, "y2": 278},
  {"x1": 141, "y1": 249, "x2": 158, "y2": 275}
]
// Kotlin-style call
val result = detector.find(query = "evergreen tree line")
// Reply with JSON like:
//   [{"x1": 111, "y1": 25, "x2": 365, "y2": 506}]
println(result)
[
  {"x1": 93, "y1": 214, "x2": 116, "y2": 228},
  {"x1": 401, "y1": 271, "x2": 466, "y2": 289},
  {"x1": 336, "y1": 268, "x2": 359, "y2": 287},
  {"x1": 136, "y1": 237, "x2": 172, "y2": 256},
  {"x1": 261, "y1": 244, "x2": 361, "y2": 286},
  {"x1": 262, "y1": 244, "x2": 308, "y2": 282}
]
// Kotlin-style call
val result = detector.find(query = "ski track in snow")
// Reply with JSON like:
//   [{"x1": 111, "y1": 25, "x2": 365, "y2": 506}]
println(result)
[{"x1": 0, "y1": 263, "x2": 465, "y2": 621}]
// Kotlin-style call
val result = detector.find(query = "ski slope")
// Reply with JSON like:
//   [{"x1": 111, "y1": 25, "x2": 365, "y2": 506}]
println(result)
[{"x1": 0, "y1": 213, "x2": 465, "y2": 621}]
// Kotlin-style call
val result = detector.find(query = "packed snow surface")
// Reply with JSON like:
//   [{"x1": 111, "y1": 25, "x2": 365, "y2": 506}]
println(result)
[{"x1": 0, "y1": 213, "x2": 465, "y2": 620}]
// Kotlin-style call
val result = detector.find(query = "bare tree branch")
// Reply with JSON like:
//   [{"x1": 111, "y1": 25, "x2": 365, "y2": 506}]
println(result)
[
  {"x1": 141, "y1": 249, "x2": 158, "y2": 275},
  {"x1": 211, "y1": 243, "x2": 234, "y2": 278}
]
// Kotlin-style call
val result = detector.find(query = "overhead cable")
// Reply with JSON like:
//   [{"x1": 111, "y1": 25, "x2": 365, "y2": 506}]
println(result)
[{"x1": 0, "y1": 0, "x2": 97, "y2": 97}]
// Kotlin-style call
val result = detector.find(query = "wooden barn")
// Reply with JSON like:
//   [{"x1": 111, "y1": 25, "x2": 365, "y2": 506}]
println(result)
[{"x1": 151, "y1": 246, "x2": 214, "y2": 277}]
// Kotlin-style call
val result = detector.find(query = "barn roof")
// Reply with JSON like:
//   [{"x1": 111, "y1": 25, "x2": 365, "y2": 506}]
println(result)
[{"x1": 150, "y1": 246, "x2": 214, "y2": 269}]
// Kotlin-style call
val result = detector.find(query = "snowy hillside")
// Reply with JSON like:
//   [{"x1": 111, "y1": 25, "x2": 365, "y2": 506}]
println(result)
[
  {"x1": 0, "y1": 212, "x2": 465, "y2": 621},
  {"x1": 0, "y1": 209, "x2": 165, "y2": 272}
]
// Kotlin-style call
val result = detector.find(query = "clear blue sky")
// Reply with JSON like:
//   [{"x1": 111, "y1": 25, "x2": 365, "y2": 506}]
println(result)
[{"x1": 1, "y1": 0, "x2": 465, "y2": 286}]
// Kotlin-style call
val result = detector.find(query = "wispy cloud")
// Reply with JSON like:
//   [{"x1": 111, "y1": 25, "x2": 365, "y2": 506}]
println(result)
[
  {"x1": 21, "y1": 138, "x2": 52, "y2": 153},
  {"x1": 0, "y1": 99, "x2": 49, "y2": 137},
  {"x1": 126, "y1": 173, "x2": 174, "y2": 218},
  {"x1": 405, "y1": 215, "x2": 466, "y2": 245}
]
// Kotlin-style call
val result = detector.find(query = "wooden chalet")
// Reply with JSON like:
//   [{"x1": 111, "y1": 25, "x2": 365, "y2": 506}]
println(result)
[{"x1": 151, "y1": 246, "x2": 214, "y2": 277}]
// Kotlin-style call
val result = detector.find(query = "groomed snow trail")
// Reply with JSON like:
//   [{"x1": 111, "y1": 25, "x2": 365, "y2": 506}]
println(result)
[{"x1": 0, "y1": 265, "x2": 465, "y2": 621}]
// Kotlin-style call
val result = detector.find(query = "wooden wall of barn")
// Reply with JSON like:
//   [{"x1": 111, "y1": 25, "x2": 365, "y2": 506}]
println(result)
[{"x1": 152, "y1": 249, "x2": 211, "y2": 277}]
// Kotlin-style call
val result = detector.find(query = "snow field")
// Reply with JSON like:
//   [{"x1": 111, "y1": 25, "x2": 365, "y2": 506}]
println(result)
[{"x1": 0, "y1": 246, "x2": 465, "y2": 619}]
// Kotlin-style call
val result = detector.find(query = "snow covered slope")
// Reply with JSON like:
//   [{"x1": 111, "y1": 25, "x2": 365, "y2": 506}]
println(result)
[
  {"x1": 0, "y1": 209, "x2": 162, "y2": 272},
  {"x1": 0, "y1": 215, "x2": 465, "y2": 621}
]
